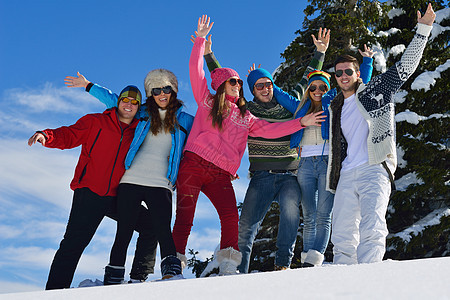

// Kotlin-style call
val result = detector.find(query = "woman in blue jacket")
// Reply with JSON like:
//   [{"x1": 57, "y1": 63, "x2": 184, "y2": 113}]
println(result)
[
  {"x1": 274, "y1": 45, "x2": 374, "y2": 267},
  {"x1": 65, "y1": 70, "x2": 193, "y2": 282}
]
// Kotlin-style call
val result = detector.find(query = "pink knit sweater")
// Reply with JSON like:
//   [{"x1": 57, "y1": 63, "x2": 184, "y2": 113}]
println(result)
[{"x1": 185, "y1": 37, "x2": 305, "y2": 176}]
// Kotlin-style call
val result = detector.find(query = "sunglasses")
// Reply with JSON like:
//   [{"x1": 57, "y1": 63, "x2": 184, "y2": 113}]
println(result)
[
  {"x1": 227, "y1": 78, "x2": 243, "y2": 86},
  {"x1": 152, "y1": 86, "x2": 172, "y2": 96},
  {"x1": 309, "y1": 84, "x2": 328, "y2": 92},
  {"x1": 120, "y1": 97, "x2": 139, "y2": 105},
  {"x1": 335, "y1": 69, "x2": 354, "y2": 78},
  {"x1": 254, "y1": 82, "x2": 273, "y2": 90}
]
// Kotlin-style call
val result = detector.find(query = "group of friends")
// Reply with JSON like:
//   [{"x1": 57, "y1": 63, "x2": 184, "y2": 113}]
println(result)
[{"x1": 27, "y1": 5, "x2": 436, "y2": 290}]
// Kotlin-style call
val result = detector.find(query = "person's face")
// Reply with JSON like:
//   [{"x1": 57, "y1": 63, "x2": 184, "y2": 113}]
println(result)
[
  {"x1": 225, "y1": 77, "x2": 242, "y2": 98},
  {"x1": 253, "y1": 77, "x2": 273, "y2": 103},
  {"x1": 308, "y1": 80, "x2": 328, "y2": 102},
  {"x1": 334, "y1": 62, "x2": 360, "y2": 93},
  {"x1": 118, "y1": 97, "x2": 139, "y2": 121},
  {"x1": 152, "y1": 86, "x2": 172, "y2": 109}
]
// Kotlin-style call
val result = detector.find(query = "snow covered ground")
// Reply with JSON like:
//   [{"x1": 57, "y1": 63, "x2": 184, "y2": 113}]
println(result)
[{"x1": 1, "y1": 257, "x2": 449, "y2": 300}]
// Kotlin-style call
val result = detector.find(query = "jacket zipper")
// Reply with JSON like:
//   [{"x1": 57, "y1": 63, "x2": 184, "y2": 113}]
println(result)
[{"x1": 79, "y1": 128, "x2": 102, "y2": 183}]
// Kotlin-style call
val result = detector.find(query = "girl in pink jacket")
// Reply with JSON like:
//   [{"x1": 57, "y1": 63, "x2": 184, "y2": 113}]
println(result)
[{"x1": 172, "y1": 15, "x2": 325, "y2": 276}]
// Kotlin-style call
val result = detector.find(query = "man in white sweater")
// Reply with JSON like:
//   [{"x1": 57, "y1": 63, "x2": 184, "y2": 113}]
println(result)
[{"x1": 326, "y1": 4, "x2": 436, "y2": 264}]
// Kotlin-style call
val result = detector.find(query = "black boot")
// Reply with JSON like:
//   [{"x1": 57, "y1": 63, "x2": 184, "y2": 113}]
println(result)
[
  {"x1": 160, "y1": 256, "x2": 182, "y2": 280},
  {"x1": 104, "y1": 265, "x2": 125, "y2": 285}
]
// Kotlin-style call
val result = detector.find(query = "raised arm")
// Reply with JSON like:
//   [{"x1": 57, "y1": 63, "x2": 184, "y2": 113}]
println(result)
[
  {"x1": 64, "y1": 72, "x2": 118, "y2": 109},
  {"x1": 291, "y1": 28, "x2": 330, "y2": 99},
  {"x1": 358, "y1": 44, "x2": 374, "y2": 84},
  {"x1": 189, "y1": 15, "x2": 214, "y2": 104}
]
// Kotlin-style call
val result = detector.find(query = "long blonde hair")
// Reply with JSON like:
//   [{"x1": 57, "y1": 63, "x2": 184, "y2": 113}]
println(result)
[{"x1": 294, "y1": 83, "x2": 326, "y2": 118}]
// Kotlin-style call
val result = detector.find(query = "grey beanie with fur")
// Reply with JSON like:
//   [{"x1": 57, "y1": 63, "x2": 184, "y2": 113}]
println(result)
[{"x1": 144, "y1": 69, "x2": 178, "y2": 97}]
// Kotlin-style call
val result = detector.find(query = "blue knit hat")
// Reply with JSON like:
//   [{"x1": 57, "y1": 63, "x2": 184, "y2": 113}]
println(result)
[
  {"x1": 247, "y1": 68, "x2": 274, "y2": 96},
  {"x1": 307, "y1": 70, "x2": 331, "y2": 90}
]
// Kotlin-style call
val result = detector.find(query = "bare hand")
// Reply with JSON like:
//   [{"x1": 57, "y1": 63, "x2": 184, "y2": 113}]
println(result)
[
  {"x1": 312, "y1": 28, "x2": 330, "y2": 53},
  {"x1": 417, "y1": 3, "x2": 436, "y2": 26},
  {"x1": 191, "y1": 34, "x2": 212, "y2": 55},
  {"x1": 64, "y1": 72, "x2": 90, "y2": 88},
  {"x1": 247, "y1": 63, "x2": 261, "y2": 76},
  {"x1": 358, "y1": 44, "x2": 375, "y2": 58},
  {"x1": 197, "y1": 15, "x2": 214, "y2": 38},
  {"x1": 300, "y1": 111, "x2": 326, "y2": 127},
  {"x1": 28, "y1": 132, "x2": 46, "y2": 146},
  {"x1": 230, "y1": 174, "x2": 240, "y2": 181}
]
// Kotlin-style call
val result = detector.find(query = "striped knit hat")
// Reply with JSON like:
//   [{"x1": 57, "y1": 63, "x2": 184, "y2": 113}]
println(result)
[
  {"x1": 118, "y1": 85, "x2": 142, "y2": 106},
  {"x1": 307, "y1": 70, "x2": 331, "y2": 90}
]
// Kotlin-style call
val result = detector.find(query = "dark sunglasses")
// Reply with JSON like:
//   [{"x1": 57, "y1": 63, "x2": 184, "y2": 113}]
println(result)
[
  {"x1": 309, "y1": 84, "x2": 328, "y2": 92},
  {"x1": 335, "y1": 69, "x2": 354, "y2": 78},
  {"x1": 120, "y1": 97, "x2": 139, "y2": 105},
  {"x1": 254, "y1": 82, "x2": 273, "y2": 90},
  {"x1": 152, "y1": 86, "x2": 172, "y2": 96},
  {"x1": 227, "y1": 78, "x2": 243, "y2": 86}
]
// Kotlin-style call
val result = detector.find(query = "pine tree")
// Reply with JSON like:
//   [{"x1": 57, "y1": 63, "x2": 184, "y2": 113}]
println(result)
[{"x1": 250, "y1": 0, "x2": 449, "y2": 271}]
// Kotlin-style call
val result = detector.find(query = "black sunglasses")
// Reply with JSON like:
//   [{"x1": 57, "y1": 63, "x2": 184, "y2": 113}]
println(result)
[
  {"x1": 254, "y1": 82, "x2": 273, "y2": 90},
  {"x1": 227, "y1": 78, "x2": 243, "y2": 86},
  {"x1": 152, "y1": 86, "x2": 172, "y2": 96},
  {"x1": 335, "y1": 69, "x2": 354, "y2": 78},
  {"x1": 309, "y1": 84, "x2": 328, "y2": 92}
]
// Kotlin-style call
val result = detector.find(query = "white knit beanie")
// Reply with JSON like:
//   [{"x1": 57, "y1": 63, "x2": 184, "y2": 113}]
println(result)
[{"x1": 144, "y1": 69, "x2": 178, "y2": 97}]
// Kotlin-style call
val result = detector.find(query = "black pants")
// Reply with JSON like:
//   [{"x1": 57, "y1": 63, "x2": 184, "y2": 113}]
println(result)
[
  {"x1": 45, "y1": 188, "x2": 157, "y2": 290},
  {"x1": 109, "y1": 184, "x2": 176, "y2": 268}
]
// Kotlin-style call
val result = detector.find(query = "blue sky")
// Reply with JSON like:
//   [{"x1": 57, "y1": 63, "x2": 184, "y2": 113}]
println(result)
[{"x1": 0, "y1": 0, "x2": 310, "y2": 294}]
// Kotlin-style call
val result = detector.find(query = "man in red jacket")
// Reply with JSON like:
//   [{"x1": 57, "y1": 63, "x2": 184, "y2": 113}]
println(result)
[{"x1": 28, "y1": 86, "x2": 156, "y2": 289}]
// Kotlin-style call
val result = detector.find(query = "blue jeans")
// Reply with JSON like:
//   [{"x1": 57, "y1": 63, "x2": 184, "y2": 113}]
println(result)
[
  {"x1": 298, "y1": 156, "x2": 334, "y2": 254},
  {"x1": 238, "y1": 170, "x2": 301, "y2": 273}
]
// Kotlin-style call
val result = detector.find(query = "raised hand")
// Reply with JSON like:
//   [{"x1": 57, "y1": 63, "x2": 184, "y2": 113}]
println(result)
[
  {"x1": 191, "y1": 34, "x2": 213, "y2": 55},
  {"x1": 247, "y1": 63, "x2": 261, "y2": 76},
  {"x1": 64, "y1": 72, "x2": 90, "y2": 88},
  {"x1": 197, "y1": 15, "x2": 214, "y2": 38},
  {"x1": 358, "y1": 44, "x2": 375, "y2": 58},
  {"x1": 300, "y1": 111, "x2": 326, "y2": 127},
  {"x1": 28, "y1": 132, "x2": 46, "y2": 146},
  {"x1": 312, "y1": 28, "x2": 330, "y2": 53},
  {"x1": 418, "y1": 3, "x2": 436, "y2": 26}
]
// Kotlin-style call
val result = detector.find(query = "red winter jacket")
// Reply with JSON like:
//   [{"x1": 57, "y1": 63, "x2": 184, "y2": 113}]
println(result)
[{"x1": 42, "y1": 108, "x2": 138, "y2": 197}]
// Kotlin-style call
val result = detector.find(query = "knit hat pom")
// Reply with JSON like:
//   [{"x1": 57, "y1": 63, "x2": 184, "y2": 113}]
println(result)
[
  {"x1": 247, "y1": 68, "x2": 274, "y2": 95},
  {"x1": 210, "y1": 68, "x2": 240, "y2": 91},
  {"x1": 118, "y1": 85, "x2": 142, "y2": 105},
  {"x1": 307, "y1": 70, "x2": 331, "y2": 90},
  {"x1": 144, "y1": 69, "x2": 178, "y2": 97}
]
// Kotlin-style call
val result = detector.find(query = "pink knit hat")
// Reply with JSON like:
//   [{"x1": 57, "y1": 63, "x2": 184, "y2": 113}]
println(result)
[{"x1": 210, "y1": 68, "x2": 240, "y2": 91}]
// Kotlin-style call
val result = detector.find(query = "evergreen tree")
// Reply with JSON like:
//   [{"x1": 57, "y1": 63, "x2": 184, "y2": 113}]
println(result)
[{"x1": 250, "y1": 0, "x2": 449, "y2": 271}]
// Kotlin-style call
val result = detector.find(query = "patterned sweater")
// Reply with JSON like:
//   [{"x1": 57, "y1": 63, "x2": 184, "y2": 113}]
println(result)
[{"x1": 326, "y1": 23, "x2": 433, "y2": 192}]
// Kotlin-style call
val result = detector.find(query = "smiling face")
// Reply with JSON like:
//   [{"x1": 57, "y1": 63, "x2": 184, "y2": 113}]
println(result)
[
  {"x1": 225, "y1": 76, "x2": 241, "y2": 98},
  {"x1": 153, "y1": 90, "x2": 172, "y2": 109},
  {"x1": 253, "y1": 77, "x2": 273, "y2": 103},
  {"x1": 117, "y1": 97, "x2": 139, "y2": 124},
  {"x1": 308, "y1": 80, "x2": 328, "y2": 103},
  {"x1": 335, "y1": 62, "x2": 360, "y2": 97}
]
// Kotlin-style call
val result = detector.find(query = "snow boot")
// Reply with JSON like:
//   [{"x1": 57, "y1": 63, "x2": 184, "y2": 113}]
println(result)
[
  {"x1": 161, "y1": 255, "x2": 183, "y2": 280},
  {"x1": 177, "y1": 252, "x2": 188, "y2": 269},
  {"x1": 303, "y1": 249, "x2": 324, "y2": 267},
  {"x1": 103, "y1": 265, "x2": 125, "y2": 285},
  {"x1": 216, "y1": 247, "x2": 242, "y2": 276},
  {"x1": 274, "y1": 265, "x2": 288, "y2": 271}
]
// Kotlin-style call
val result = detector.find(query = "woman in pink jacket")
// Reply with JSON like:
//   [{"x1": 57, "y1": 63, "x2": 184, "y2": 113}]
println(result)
[{"x1": 172, "y1": 15, "x2": 325, "y2": 276}]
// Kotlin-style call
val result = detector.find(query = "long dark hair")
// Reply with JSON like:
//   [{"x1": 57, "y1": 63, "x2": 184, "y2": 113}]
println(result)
[
  {"x1": 210, "y1": 83, "x2": 247, "y2": 130},
  {"x1": 145, "y1": 91, "x2": 183, "y2": 135}
]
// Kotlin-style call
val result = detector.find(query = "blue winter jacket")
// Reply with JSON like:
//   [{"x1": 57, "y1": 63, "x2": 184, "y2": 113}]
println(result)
[
  {"x1": 275, "y1": 57, "x2": 374, "y2": 150},
  {"x1": 88, "y1": 84, "x2": 194, "y2": 188}
]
